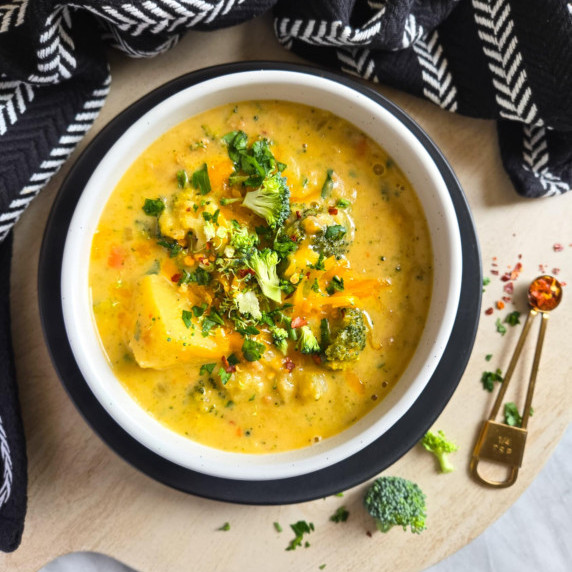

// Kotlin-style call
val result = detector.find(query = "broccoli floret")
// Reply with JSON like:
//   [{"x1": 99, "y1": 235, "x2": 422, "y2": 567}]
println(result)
[
  {"x1": 297, "y1": 325, "x2": 320, "y2": 354},
  {"x1": 235, "y1": 290, "x2": 262, "y2": 321},
  {"x1": 312, "y1": 224, "x2": 350, "y2": 259},
  {"x1": 421, "y1": 430, "x2": 459, "y2": 473},
  {"x1": 248, "y1": 248, "x2": 282, "y2": 303},
  {"x1": 364, "y1": 476, "x2": 427, "y2": 534},
  {"x1": 229, "y1": 222, "x2": 258, "y2": 254},
  {"x1": 270, "y1": 326, "x2": 289, "y2": 355},
  {"x1": 324, "y1": 308, "x2": 366, "y2": 369},
  {"x1": 242, "y1": 174, "x2": 290, "y2": 229}
]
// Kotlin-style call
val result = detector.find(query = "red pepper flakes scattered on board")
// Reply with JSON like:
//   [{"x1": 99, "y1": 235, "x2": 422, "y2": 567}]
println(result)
[{"x1": 484, "y1": 246, "x2": 567, "y2": 318}]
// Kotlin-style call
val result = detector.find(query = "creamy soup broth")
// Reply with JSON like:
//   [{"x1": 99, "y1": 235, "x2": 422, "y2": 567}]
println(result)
[{"x1": 89, "y1": 100, "x2": 432, "y2": 453}]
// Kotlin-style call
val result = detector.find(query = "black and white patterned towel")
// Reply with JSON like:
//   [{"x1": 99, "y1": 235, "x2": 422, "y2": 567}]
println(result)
[{"x1": 1, "y1": 0, "x2": 570, "y2": 552}]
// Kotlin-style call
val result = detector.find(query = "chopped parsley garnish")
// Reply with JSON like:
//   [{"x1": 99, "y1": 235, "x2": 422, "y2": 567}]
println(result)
[
  {"x1": 201, "y1": 311, "x2": 223, "y2": 337},
  {"x1": 280, "y1": 279, "x2": 296, "y2": 295},
  {"x1": 482, "y1": 277, "x2": 491, "y2": 286},
  {"x1": 142, "y1": 197, "x2": 165, "y2": 217},
  {"x1": 504, "y1": 402, "x2": 532, "y2": 427},
  {"x1": 179, "y1": 267, "x2": 212, "y2": 286},
  {"x1": 285, "y1": 520, "x2": 314, "y2": 551},
  {"x1": 503, "y1": 402, "x2": 522, "y2": 427},
  {"x1": 227, "y1": 353, "x2": 240, "y2": 366},
  {"x1": 199, "y1": 363, "x2": 216, "y2": 376},
  {"x1": 219, "y1": 368, "x2": 232, "y2": 385},
  {"x1": 176, "y1": 169, "x2": 189, "y2": 189},
  {"x1": 208, "y1": 308, "x2": 225, "y2": 326},
  {"x1": 217, "y1": 522, "x2": 230, "y2": 531},
  {"x1": 242, "y1": 338, "x2": 266, "y2": 362},
  {"x1": 321, "y1": 169, "x2": 334, "y2": 199},
  {"x1": 274, "y1": 233, "x2": 298, "y2": 258},
  {"x1": 157, "y1": 238, "x2": 182, "y2": 258},
  {"x1": 273, "y1": 522, "x2": 283, "y2": 533},
  {"x1": 237, "y1": 325, "x2": 260, "y2": 336},
  {"x1": 192, "y1": 303, "x2": 208, "y2": 317},
  {"x1": 312, "y1": 253, "x2": 326, "y2": 271},
  {"x1": 192, "y1": 163, "x2": 211, "y2": 195},
  {"x1": 311, "y1": 278, "x2": 321, "y2": 293},
  {"x1": 324, "y1": 224, "x2": 346, "y2": 241},
  {"x1": 504, "y1": 311, "x2": 521, "y2": 326},
  {"x1": 495, "y1": 318, "x2": 507, "y2": 336},
  {"x1": 223, "y1": 131, "x2": 280, "y2": 187},
  {"x1": 326, "y1": 275, "x2": 344, "y2": 295},
  {"x1": 336, "y1": 198, "x2": 351, "y2": 208},
  {"x1": 181, "y1": 310, "x2": 193, "y2": 329},
  {"x1": 481, "y1": 368, "x2": 503, "y2": 392},
  {"x1": 329, "y1": 506, "x2": 349, "y2": 523},
  {"x1": 320, "y1": 318, "x2": 331, "y2": 349}
]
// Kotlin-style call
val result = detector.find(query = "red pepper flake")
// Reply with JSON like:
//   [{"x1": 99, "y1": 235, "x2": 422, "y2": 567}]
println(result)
[
  {"x1": 485, "y1": 307, "x2": 494, "y2": 315},
  {"x1": 311, "y1": 354, "x2": 323, "y2": 366},
  {"x1": 496, "y1": 300, "x2": 505, "y2": 310},
  {"x1": 503, "y1": 282, "x2": 514, "y2": 294},
  {"x1": 539, "y1": 264, "x2": 546, "y2": 273},
  {"x1": 500, "y1": 274, "x2": 510, "y2": 282},
  {"x1": 290, "y1": 234, "x2": 298, "y2": 242},
  {"x1": 510, "y1": 262, "x2": 523, "y2": 280},
  {"x1": 491, "y1": 269, "x2": 499, "y2": 276},
  {"x1": 238, "y1": 268, "x2": 255, "y2": 278},
  {"x1": 328, "y1": 207, "x2": 338, "y2": 215},
  {"x1": 171, "y1": 273, "x2": 182, "y2": 283},
  {"x1": 296, "y1": 210, "x2": 301, "y2": 219},
  {"x1": 283, "y1": 357, "x2": 296, "y2": 372},
  {"x1": 492, "y1": 257, "x2": 497, "y2": 261},
  {"x1": 518, "y1": 254, "x2": 522, "y2": 259},
  {"x1": 291, "y1": 316, "x2": 308, "y2": 329},
  {"x1": 553, "y1": 243, "x2": 564, "y2": 252},
  {"x1": 552, "y1": 267, "x2": 561, "y2": 275},
  {"x1": 503, "y1": 296, "x2": 512, "y2": 303},
  {"x1": 222, "y1": 355, "x2": 236, "y2": 374},
  {"x1": 491, "y1": 262, "x2": 498, "y2": 267}
]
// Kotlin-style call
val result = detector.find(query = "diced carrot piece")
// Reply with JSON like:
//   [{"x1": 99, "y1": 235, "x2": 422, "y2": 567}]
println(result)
[{"x1": 108, "y1": 245, "x2": 126, "y2": 268}]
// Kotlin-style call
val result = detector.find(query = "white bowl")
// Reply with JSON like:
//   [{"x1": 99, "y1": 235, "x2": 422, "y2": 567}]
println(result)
[{"x1": 61, "y1": 67, "x2": 462, "y2": 481}]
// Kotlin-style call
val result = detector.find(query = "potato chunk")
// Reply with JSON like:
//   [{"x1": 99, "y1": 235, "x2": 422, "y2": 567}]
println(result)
[{"x1": 129, "y1": 274, "x2": 229, "y2": 369}]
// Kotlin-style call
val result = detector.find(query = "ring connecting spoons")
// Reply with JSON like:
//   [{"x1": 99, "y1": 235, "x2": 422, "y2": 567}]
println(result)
[{"x1": 470, "y1": 275, "x2": 563, "y2": 488}]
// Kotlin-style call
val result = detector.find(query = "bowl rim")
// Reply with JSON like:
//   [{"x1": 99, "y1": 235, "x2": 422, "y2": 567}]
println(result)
[{"x1": 40, "y1": 63, "x2": 479, "y2": 496}]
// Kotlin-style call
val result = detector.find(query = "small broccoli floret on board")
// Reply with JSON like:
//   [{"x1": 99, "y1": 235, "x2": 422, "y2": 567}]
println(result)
[
  {"x1": 364, "y1": 476, "x2": 427, "y2": 534},
  {"x1": 421, "y1": 430, "x2": 459, "y2": 473}
]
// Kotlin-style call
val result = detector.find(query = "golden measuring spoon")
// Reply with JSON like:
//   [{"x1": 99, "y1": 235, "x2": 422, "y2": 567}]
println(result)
[{"x1": 470, "y1": 275, "x2": 563, "y2": 488}]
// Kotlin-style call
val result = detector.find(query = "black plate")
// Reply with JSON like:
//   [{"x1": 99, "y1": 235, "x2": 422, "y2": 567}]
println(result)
[{"x1": 39, "y1": 62, "x2": 481, "y2": 504}]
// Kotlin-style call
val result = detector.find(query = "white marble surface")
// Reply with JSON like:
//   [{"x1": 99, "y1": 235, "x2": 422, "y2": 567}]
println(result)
[{"x1": 40, "y1": 424, "x2": 572, "y2": 572}]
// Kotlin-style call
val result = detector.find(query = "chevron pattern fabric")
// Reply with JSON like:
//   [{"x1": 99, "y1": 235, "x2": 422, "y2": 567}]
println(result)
[{"x1": 0, "y1": 0, "x2": 571, "y2": 553}]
